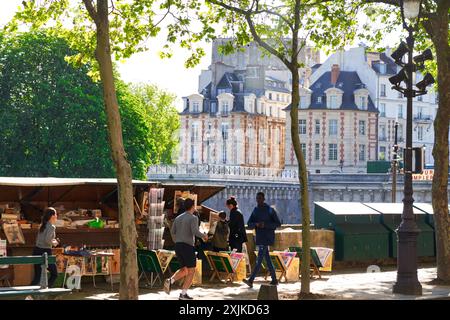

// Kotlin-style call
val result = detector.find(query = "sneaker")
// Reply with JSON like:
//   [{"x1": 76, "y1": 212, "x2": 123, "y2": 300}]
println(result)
[
  {"x1": 270, "y1": 280, "x2": 279, "y2": 286},
  {"x1": 164, "y1": 278, "x2": 172, "y2": 295},
  {"x1": 179, "y1": 293, "x2": 194, "y2": 300},
  {"x1": 242, "y1": 278, "x2": 253, "y2": 288}
]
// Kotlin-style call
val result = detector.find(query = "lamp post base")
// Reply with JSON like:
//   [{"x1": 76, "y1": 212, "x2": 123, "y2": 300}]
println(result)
[{"x1": 393, "y1": 226, "x2": 423, "y2": 296}]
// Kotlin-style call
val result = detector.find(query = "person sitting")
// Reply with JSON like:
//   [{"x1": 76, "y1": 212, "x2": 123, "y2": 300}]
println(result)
[{"x1": 210, "y1": 211, "x2": 230, "y2": 252}]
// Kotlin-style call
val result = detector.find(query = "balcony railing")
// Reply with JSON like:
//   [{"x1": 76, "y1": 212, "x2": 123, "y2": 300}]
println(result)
[
  {"x1": 148, "y1": 164, "x2": 299, "y2": 182},
  {"x1": 414, "y1": 115, "x2": 433, "y2": 122}
]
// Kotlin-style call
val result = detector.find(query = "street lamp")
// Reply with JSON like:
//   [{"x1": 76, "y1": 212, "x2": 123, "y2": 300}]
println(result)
[{"x1": 388, "y1": 0, "x2": 435, "y2": 296}]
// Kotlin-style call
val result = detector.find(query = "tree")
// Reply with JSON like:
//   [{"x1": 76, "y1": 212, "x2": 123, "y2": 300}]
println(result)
[
  {"x1": 0, "y1": 31, "x2": 179, "y2": 180},
  {"x1": 0, "y1": 31, "x2": 111, "y2": 177},
  {"x1": 9, "y1": 0, "x2": 213, "y2": 299},
  {"x1": 206, "y1": 0, "x2": 358, "y2": 294},
  {"x1": 359, "y1": 0, "x2": 450, "y2": 283}
]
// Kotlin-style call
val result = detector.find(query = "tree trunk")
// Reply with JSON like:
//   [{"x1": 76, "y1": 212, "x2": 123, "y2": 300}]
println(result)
[
  {"x1": 290, "y1": 67, "x2": 311, "y2": 294},
  {"x1": 91, "y1": 0, "x2": 139, "y2": 299},
  {"x1": 423, "y1": 3, "x2": 450, "y2": 282},
  {"x1": 290, "y1": 0, "x2": 311, "y2": 294}
]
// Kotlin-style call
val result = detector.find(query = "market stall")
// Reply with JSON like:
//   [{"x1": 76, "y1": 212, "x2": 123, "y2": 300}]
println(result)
[{"x1": 0, "y1": 177, "x2": 225, "y2": 286}]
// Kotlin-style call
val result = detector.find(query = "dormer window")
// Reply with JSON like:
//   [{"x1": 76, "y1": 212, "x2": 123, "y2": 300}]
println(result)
[
  {"x1": 359, "y1": 96, "x2": 368, "y2": 110},
  {"x1": 192, "y1": 102, "x2": 200, "y2": 113},
  {"x1": 329, "y1": 95, "x2": 338, "y2": 109},
  {"x1": 379, "y1": 63, "x2": 387, "y2": 74},
  {"x1": 210, "y1": 102, "x2": 217, "y2": 113},
  {"x1": 221, "y1": 101, "x2": 229, "y2": 115},
  {"x1": 354, "y1": 88, "x2": 369, "y2": 110},
  {"x1": 317, "y1": 96, "x2": 322, "y2": 104}
]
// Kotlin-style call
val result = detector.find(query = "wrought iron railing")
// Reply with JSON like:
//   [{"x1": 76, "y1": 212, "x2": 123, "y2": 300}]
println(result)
[{"x1": 147, "y1": 164, "x2": 299, "y2": 181}]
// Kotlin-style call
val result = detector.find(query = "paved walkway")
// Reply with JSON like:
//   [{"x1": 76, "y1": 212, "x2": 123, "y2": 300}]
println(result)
[{"x1": 68, "y1": 267, "x2": 450, "y2": 300}]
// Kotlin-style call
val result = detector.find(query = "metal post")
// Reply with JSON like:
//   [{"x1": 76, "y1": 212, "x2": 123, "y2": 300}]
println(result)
[
  {"x1": 393, "y1": 27, "x2": 422, "y2": 295},
  {"x1": 392, "y1": 121, "x2": 398, "y2": 202}
]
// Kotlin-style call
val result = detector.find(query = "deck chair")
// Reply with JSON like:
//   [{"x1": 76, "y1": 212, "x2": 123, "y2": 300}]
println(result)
[
  {"x1": 205, "y1": 251, "x2": 235, "y2": 283},
  {"x1": 136, "y1": 249, "x2": 164, "y2": 288},
  {"x1": 256, "y1": 251, "x2": 288, "y2": 282},
  {"x1": 288, "y1": 247, "x2": 322, "y2": 279}
]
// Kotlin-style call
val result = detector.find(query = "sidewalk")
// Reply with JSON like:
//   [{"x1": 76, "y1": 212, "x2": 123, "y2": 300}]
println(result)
[{"x1": 68, "y1": 267, "x2": 450, "y2": 300}]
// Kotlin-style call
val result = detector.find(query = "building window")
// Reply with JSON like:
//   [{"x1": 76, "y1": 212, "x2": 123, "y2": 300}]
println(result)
[
  {"x1": 418, "y1": 95, "x2": 423, "y2": 102},
  {"x1": 359, "y1": 96, "x2": 367, "y2": 110},
  {"x1": 380, "y1": 103, "x2": 386, "y2": 117},
  {"x1": 277, "y1": 94, "x2": 280, "y2": 101},
  {"x1": 329, "y1": 119, "x2": 338, "y2": 136},
  {"x1": 190, "y1": 145, "x2": 196, "y2": 164},
  {"x1": 192, "y1": 101, "x2": 200, "y2": 113},
  {"x1": 300, "y1": 143, "x2": 306, "y2": 157},
  {"x1": 300, "y1": 96, "x2": 307, "y2": 109},
  {"x1": 315, "y1": 119, "x2": 320, "y2": 134},
  {"x1": 418, "y1": 126, "x2": 423, "y2": 141},
  {"x1": 379, "y1": 125, "x2": 386, "y2": 140},
  {"x1": 380, "y1": 84, "x2": 386, "y2": 97},
  {"x1": 328, "y1": 144, "x2": 338, "y2": 161},
  {"x1": 398, "y1": 91, "x2": 403, "y2": 98},
  {"x1": 379, "y1": 146, "x2": 386, "y2": 160},
  {"x1": 299, "y1": 119, "x2": 307, "y2": 134},
  {"x1": 221, "y1": 101, "x2": 229, "y2": 115},
  {"x1": 317, "y1": 96, "x2": 322, "y2": 104},
  {"x1": 398, "y1": 124, "x2": 403, "y2": 139},
  {"x1": 359, "y1": 120, "x2": 366, "y2": 135},
  {"x1": 315, "y1": 143, "x2": 320, "y2": 161},
  {"x1": 222, "y1": 143, "x2": 227, "y2": 164},
  {"x1": 269, "y1": 106, "x2": 272, "y2": 116},
  {"x1": 398, "y1": 104, "x2": 403, "y2": 118},
  {"x1": 191, "y1": 123, "x2": 199, "y2": 142},
  {"x1": 379, "y1": 63, "x2": 386, "y2": 74},
  {"x1": 269, "y1": 93, "x2": 272, "y2": 100},
  {"x1": 329, "y1": 95, "x2": 336, "y2": 109},
  {"x1": 221, "y1": 123, "x2": 229, "y2": 140},
  {"x1": 329, "y1": 95, "x2": 338, "y2": 109},
  {"x1": 359, "y1": 145, "x2": 366, "y2": 161},
  {"x1": 211, "y1": 102, "x2": 217, "y2": 113}
]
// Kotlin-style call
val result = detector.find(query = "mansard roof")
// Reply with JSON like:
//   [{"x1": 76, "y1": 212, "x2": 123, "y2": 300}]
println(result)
[
  {"x1": 284, "y1": 71, "x2": 377, "y2": 112},
  {"x1": 370, "y1": 52, "x2": 398, "y2": 75}
]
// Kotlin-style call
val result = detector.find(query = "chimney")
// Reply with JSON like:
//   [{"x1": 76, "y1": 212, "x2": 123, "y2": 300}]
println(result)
[{"x1": 331, "y1": 64, "x2": 340, "y2": 86}]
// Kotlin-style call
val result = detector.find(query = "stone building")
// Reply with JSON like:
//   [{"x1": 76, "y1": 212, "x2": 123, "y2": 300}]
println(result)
[
  {"x1": 178, "y1": 39, "x2": 320, "y2": 169},
  {"x1": 284, "y1": 64, "x2": 379, "y2": 173},
  {"x1": 311, "y1": 46, "x2": 442, "y2": 165}
]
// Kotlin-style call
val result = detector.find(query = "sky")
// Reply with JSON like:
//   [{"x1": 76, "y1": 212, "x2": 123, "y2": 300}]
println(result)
[{"x1": 1, "y1": 1, "x2": 402, "y2": 111}]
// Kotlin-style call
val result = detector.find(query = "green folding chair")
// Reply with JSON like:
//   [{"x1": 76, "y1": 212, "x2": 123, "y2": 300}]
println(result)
[
  {"x1": 288, "y1": 247, "x2": 322, "y2": 279},
  {"x1": 137, "y1": 249, "x2": 164, "y2": 288},
  {"x1": 205, "y1": 251, "x2": 235, "y2": 283},
  {"x1": 256, "y1": 251, "x2": 288, "y2": 282}
]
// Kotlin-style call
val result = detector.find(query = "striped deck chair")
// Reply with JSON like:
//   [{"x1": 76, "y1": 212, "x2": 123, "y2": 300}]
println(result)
[
  {"x1": 137, "y1": 249, "x2": 164, "y2": 288},
  {"x1": 288, "y1": 247, "x2": 322, "y2": 279},
  {"x1": 255, "y1": 251, "x2": 289, "y2": 282},
  {"x1": 204, "y1": 251, "x2": 235, "y2": 283}
]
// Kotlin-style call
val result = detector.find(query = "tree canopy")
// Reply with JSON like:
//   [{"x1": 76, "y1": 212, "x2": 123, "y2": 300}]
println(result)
[{"x1": 0, "y1": 31, "x2": 179, "y2": 179}]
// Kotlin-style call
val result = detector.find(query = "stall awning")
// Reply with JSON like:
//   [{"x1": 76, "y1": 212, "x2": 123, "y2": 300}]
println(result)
[
  {"x1": 0, "y1": 177, "x2": 156, "y2": 203},
  {"x1": 0, "y1": 177, "x2": 225, "y2": 205}
]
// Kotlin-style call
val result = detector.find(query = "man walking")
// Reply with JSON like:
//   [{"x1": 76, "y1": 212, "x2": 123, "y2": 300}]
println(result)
[
  {"x1": 164, "y1": 198, "x2": 208, "y2": 300},
  {"x1": 243, "y1": 192, "x2": 281, "y2": 288}
]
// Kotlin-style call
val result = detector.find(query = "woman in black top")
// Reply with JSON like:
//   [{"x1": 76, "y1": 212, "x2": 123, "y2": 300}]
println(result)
[{"x1": 226, "y1": 197, "x2": 247, "y2": 252}]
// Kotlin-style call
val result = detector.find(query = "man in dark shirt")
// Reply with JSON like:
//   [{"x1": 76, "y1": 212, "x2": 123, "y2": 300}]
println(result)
[{"x1": 243, "y1": 192, "x2": 281, "y2": 288}]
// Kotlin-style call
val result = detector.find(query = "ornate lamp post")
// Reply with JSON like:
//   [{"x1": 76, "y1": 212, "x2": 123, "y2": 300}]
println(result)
[{"x1": 388, "y1": 0, "x2": 435, "y2": 295}]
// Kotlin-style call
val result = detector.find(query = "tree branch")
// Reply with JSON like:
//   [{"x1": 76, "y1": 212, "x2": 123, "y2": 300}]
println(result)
[
  {"x1": 244, "y1": 14, "x2": 291, "y2": 67},
  {"x1": 82, "y1": 0, "x2": 99, "y2": 24}
]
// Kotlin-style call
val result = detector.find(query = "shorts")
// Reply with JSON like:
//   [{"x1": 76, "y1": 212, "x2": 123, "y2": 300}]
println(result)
[{"x1": 175, "y1": 242, "x2": 196, "y2": 268}]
